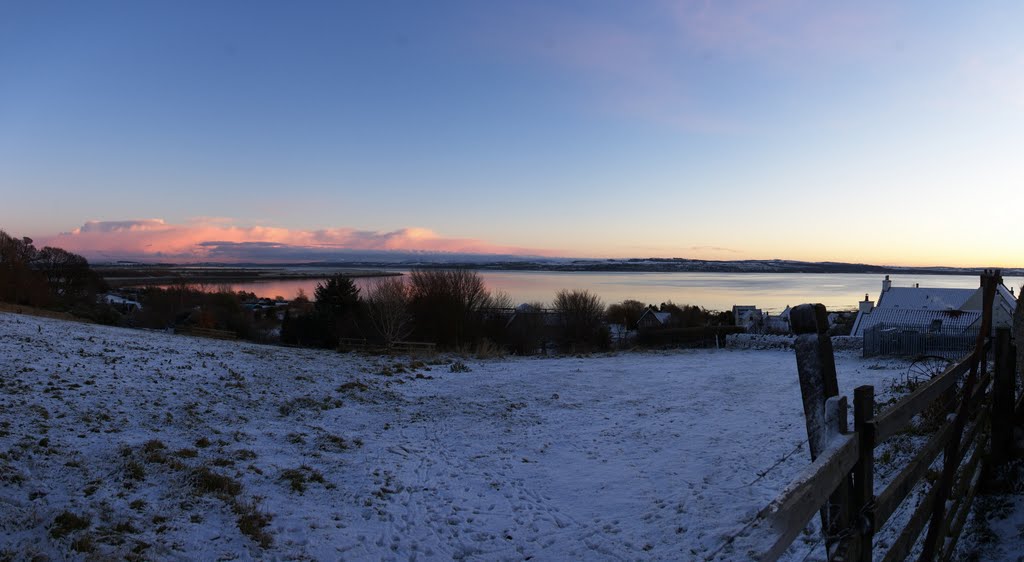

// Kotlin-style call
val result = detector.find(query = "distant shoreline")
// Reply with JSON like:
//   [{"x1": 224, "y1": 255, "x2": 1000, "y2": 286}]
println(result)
[
  {"x1": 98, "y1": 267, "x2": 400, "y2": 288},
  {"x1": 95, "y1": 259, "x2": 1023, "y2": 279}
]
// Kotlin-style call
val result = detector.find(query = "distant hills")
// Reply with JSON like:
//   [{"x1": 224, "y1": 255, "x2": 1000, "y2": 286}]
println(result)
[{"x1": 97, "y1": 256, "x2": 1023, "y2": 277}]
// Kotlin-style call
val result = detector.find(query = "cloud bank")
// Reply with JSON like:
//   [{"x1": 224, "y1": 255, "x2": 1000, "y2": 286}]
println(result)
[{"x1": 44, "y1": 219, "x2": 560, "y2": 263}]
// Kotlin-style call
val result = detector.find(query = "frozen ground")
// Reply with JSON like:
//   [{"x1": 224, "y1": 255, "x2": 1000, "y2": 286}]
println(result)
[{"x1": 0, "y1": 312, "x2": 1010, "y2": 560}]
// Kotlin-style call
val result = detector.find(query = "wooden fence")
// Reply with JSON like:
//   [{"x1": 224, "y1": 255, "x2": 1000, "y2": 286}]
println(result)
[
  {"x1": 178, "y1": 326, "x2": 238, "y2": 340},
  {"x1": 731, "y1": 270, "x2": 1020, "y2": 561},
  {"x1": 337, "y1": 338, "x2": 437, "y2": 354}
]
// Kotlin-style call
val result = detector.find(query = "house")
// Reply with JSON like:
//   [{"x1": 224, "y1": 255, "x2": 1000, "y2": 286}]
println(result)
[
  {"x1": 504, "y1": 304, "x2": 560, "y2": 355},
  {"x1": 636, "y1": 309, "x2": 673, "y2": 330},
  {"x1": 732, "y1": 305, "x2": 763, "y2": 331},
  {"x1": 852, "y1": 275, "x2": 1018, "y2": 357},
  {"x1": 764, "y1": 306, "x2": 792, "y2": 334},
  {"x1": 851, "y1": 275, "x2": 1016, "y2": 337},
  {"x1": 102, "y1": 293, "x2": 142, "y2": 313}
]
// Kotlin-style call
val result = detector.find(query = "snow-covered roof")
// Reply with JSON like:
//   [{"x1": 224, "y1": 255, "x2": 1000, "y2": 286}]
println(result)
[
  {"x1": 876, "y1": 287, "x2": 973, "y2": 310},
  {"x1": 103, "y1": 294, "x2": 142, "y2": 308},
  {"x1": 853, "y1": 308, "x2": 981, "y2": 337},
  {"x1": 995, "y1": 284, "x2": 1017, "y2": 318},
  {"x1": 637, "y1": 309, "x2": 672, "y2": 326}
]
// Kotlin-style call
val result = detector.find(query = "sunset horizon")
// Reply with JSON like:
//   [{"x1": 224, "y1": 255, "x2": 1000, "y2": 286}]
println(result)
[{"x1": 8, "y1": 216, "x2": 1017, "y2": 270}]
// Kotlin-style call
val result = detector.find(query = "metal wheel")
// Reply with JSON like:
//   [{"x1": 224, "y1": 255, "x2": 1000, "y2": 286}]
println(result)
[{"x1": 906, "y1": 355, "x2": 953, "y2": 386}]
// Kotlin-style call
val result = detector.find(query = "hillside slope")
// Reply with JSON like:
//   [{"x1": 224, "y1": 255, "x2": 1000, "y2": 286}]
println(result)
[{"x1": 0, "y1": 312, "x2": 959, "y2": 560}]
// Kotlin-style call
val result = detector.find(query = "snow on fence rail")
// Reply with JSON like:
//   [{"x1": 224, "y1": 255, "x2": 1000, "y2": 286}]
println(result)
[{"x1": 731, "y1": 271, "x2": 1020, "y2": 562}]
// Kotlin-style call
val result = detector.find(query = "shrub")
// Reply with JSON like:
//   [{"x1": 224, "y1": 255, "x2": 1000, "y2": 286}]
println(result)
[
  {"x1": 606, "y1": 299, "x2": 646, "y2": 328},
  {"x1": 365, "y1": 276, "x2": 414, "y2": 348},
  {"x1": 408, "y1": 269, "x2": 494, "y2": 349},
  {"x1": 553, "y1": 289, "x2": 608, "y2": 353}
]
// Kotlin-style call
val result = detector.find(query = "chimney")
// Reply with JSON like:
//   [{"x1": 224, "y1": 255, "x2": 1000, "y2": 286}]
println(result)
[
  {"x1": 882, "y1": 275, "x2": 892, "y2": 292},
  {"x1": 859, "y1": 293, "x2": 874, "y2": 315}
]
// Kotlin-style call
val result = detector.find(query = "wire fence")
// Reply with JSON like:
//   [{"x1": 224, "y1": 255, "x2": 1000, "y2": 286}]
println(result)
[{"x1": 863, "y1": 324, "x2": 978, "y2": 358}]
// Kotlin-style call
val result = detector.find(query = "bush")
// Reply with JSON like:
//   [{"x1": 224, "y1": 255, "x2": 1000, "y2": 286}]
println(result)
[
  {"x1": 553, "y1": 289, "x2": 608, "y2": 353},
  {"x1": 408, "y1": 269, "x2": 496, "y2": 349},
  {"x1": 365, "y1": 276, "x2": 413, "y2": 348},
  {"x1": 606, "y1": 299, "x2": 646, "y2": 328}
]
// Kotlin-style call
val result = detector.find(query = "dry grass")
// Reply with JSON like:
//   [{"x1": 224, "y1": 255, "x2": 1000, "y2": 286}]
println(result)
[
  {"x1": 192, "y1": 466, "x2": 242, "y2": 498},
  {"x1": 49, "y1": 511, "x2": 91, "y2": 539}
]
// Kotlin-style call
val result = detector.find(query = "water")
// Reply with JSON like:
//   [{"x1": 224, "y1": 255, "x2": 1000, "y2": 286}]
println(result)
[{"x1": 219, "y1": 271, "x2": 1024, "y2": 313}]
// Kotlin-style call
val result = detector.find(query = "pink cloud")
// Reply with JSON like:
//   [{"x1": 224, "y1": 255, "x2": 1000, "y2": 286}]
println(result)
[{"x1": 43, "y1": 219, "x2": 561, "y2": 262}]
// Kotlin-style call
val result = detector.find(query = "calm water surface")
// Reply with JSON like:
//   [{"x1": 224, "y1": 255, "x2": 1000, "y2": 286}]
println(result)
[{"x1": 222, "y1": 271, "x2": 1024, "y2": 314}]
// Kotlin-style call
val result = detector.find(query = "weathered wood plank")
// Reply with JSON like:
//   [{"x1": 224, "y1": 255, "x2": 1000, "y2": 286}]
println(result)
[
  {"x1": 874, "y1": 417, "x2": 955, "y2": 529},
  {"x1": 851, "y1": 386, "x2": 876, "y2": 562},
  {"x1": 745, "y1": 435, "x2": 859, "y2": 561},
  {"x1": 874, "y1": 354, "x2": 974, "y2": 444},
  {"x1": 941, "y1": 442, "x2": 986, "y2": 562},
  {"x1": 992, "y1": 329, "x2": 1015, "y2": 468},
  {"x1": 879, "y1": 482, "x2": 937, "y2": 562}
]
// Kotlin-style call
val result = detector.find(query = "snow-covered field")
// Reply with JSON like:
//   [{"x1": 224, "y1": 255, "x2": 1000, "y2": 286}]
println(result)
[{"x1": 0, "y1": 311, "x2": 992, "y2": 560}]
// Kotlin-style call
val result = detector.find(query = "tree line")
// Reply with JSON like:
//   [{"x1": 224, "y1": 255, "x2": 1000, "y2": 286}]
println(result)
[
  {"x1": 279, "y1": 270, "x2": 735, "y2": 354},
  {"x1": 0, "y1": 230, "x2": 110, "y2": 320}
]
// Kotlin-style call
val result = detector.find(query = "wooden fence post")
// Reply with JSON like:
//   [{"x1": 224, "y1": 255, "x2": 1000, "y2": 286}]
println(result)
[
  {"x1": 992, "y1": 328, "x2": 1015, "y2": 469},
  {"x1": 792, "y1": 303, "x2": 840, "y2": 458},
  {"x1": 921, "y1": 270, "x2": 999, "y2": 560},
  {"x1": 852, "y1": 386, "x2": 876, "y2": 562},
  {"x1": 791, "y1": 303, "x2": 849, "y2": 555}
]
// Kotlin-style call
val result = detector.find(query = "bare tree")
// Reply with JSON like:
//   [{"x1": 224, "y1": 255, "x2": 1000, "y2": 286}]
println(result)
[
  {"x1": 366, "y1": 276, "x2": 414, "y2": 348},
  {"x1": 408, "y1": 269, "x2": 492, "y2": 348},
  {"x1": 553, "y1": 289, "x2": 608, "y2": 352}
]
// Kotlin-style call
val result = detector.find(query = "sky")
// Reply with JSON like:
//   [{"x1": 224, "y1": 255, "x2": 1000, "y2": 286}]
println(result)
[{"x1": 1, "y1": 1, "x2": 1023, "y2": 267}]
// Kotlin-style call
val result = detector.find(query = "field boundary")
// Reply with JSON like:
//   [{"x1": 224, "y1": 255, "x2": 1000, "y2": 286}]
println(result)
[{"x1": 732, "y1": 270, "x2": 1020, "y2": 562}]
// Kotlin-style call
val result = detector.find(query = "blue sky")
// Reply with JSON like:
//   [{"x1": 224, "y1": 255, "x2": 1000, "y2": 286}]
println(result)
[{"x1": 2, "y1": 1, "x2": 1023, "y2": 265}]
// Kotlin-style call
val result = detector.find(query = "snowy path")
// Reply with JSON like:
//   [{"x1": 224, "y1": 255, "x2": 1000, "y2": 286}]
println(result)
[{"x1": 0, "y1": 312, "x2": 911, "y2": 560}]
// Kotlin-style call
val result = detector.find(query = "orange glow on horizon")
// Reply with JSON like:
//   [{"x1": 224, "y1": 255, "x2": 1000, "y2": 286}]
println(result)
[{"x1": 42, "y1": 219, "x2": 564, "y2": 262}]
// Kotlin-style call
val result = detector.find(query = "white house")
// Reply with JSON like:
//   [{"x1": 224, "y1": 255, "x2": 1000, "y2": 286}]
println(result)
[
  {"x1": 851, "y1": 275, "x2": 1017, "y2": 338},
  {"x1": 764, "y1": 306, "x2": 792, "y2": 333},
  {"x1": 102, "y1": 293, "x2": 142, "y2": 313},
  {"x1": 732, "y1": 305, "x2": 763, "y2": 331}
]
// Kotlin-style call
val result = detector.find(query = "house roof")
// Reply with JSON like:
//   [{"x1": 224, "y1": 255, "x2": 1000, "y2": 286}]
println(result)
[
  {"x1": 876, "y1": 287, "x2": 974, "y2": 310},
  {"x1": 103, "y1": 294, "x2": 142, "y2": 308},
  {"x1": 854, "y1": 308, "x2": 981, "y2": 336},
  {"x1": 995, "y1": 285, "x2": 1017, "y2": 318},
  {"x1": 851, "y1": 277, "x2": 1018, "y2": 337},
  {"x1": 637, "y1": 310, "x2": 672, "y2": 325}
]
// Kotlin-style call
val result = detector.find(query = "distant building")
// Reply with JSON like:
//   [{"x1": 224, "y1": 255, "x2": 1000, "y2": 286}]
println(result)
[
  {"x1": 636, "y1": 309, "x2": 673, "y2": 330},
  {"x1": 732, "y1": 305, "x2": 763, "y2": 331},
  {"x1": 102, "y1": 293, "x2": 142, "y2": 313},
  {"x1": 852, "y1": 275, "x2": 1017, "y2": 357},
  {"x1": 851, "y1": 275, "x2": 1016, "y2": 337},
  {"x1": 764, "y1": 306, "x2": 792, "y2": 334}
]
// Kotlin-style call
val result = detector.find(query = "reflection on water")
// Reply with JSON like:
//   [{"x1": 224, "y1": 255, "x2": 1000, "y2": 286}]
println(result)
[{"x1": 219, "y1": 271, "x2": 1024, "y2": 314}]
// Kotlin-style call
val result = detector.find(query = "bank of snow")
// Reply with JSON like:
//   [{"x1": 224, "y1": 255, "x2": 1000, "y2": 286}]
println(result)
[{"x1": 2, "y1": 312, "x2": 914, "y2": 560}]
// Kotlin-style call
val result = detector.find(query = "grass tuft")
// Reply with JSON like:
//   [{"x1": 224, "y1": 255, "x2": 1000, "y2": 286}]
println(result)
[
  {"x1": 192, "y1": 466, "x2": 242, "y2": 498},
  {"x1": 49, "y1": 511, "x2": 90, "y2": 539}
]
